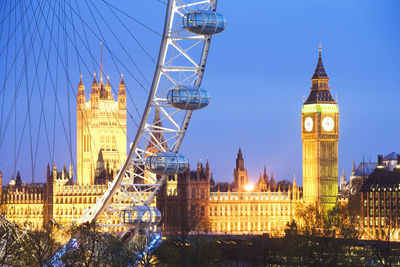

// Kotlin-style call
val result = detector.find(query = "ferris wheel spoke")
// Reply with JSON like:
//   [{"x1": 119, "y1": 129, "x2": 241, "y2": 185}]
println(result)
[
  {"x1": 157, "y1": 105, "x2": 182, "y2": 128},
  {"x1": 167, "y1": 39, "x2": 202, "y2": 67},
  {"x1": 175, "y1": 0, "x2": 211, "y2": 11}
]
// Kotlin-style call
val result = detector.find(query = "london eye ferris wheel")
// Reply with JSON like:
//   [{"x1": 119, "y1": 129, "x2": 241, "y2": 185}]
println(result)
[{"x1": 0, "y1": 0, "x2": 226, "y2": 243}]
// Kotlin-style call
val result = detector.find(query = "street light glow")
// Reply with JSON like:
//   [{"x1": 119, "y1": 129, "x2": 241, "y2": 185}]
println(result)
[{"x1": 244, "y1": 183, "x2": 254, "y2": 191}]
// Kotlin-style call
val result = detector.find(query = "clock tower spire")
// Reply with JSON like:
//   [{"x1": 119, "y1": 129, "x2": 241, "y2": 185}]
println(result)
[{"x1": 302, "y1": 47, "x2": 339, "y2": 211}]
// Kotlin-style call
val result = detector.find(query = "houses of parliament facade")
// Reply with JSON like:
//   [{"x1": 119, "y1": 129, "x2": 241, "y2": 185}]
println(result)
[{"x1": 0, "y1": 48, "x2": 340, "y2": 236}]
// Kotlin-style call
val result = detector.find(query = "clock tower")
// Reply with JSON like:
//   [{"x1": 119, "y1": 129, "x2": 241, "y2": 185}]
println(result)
[{"x1": 302, "y1": 47, "x2": 339, "y2": 211}]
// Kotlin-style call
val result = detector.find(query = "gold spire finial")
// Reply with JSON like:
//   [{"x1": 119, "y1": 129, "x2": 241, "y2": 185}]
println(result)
[
  {"x1": 318, "y1": 42, "x2": 322, "y2": 53},
  {"x1": 80, "y1": 74, "x2": 82, "y2": 79}
]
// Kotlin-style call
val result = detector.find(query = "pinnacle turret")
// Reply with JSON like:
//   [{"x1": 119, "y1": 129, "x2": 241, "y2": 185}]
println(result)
[
  {"x1": 312, "y1": 46, "x2": 328, "y2": 79},
  {"x1": 92, "y1": 72, "x2": 98, "y2": 86},
  {"x1": 304, "y1": 46, "x2": 336, "y2": 104},
  {"x1": 78, "y1": 74, "x2": 84, "y2": 88},
  {"x1": 119, "y1": 73, "x2": 125, "y2": 87},
  {"x1": 351, "y1": 161, "x2": 356, "y2": 175}
]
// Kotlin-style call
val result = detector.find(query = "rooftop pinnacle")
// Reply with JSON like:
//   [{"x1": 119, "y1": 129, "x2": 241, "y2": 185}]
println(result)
[{"x1": 312, "y1": 45, "x2": 328, "y2": 79}]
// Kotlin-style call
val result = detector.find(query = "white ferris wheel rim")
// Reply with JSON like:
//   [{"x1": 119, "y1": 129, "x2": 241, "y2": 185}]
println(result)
[{"x1": 77, "y1": 0, "x2": 218, "y2": 231}]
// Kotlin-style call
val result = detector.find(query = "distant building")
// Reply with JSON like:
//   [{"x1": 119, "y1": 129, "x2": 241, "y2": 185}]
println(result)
[
  {"x1": 360, "y1": 154, "x2": 400, "y2": 240},
  {"x1": 340, "y1": 152, "x2": 398, "y2": 197}
]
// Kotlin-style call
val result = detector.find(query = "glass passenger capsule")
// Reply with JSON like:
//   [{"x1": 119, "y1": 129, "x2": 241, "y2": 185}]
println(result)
[
  {"x1": 145, "y1": 152, "x2": 189, "y2": 176},
  {"x1": 167, "y1": 86, "x2": 210, "y2": 110},
  {"x1": 182, "y1": 11, "x2": 226, "y2": 35},
  {"x1": 120, "y1": 205, "x2": 161, "y2": 227}
]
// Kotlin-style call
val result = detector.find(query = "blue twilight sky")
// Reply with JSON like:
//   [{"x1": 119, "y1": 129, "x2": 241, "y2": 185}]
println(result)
[{"x1": 0, "y1": 0, "x2": 399, "y2": 186}]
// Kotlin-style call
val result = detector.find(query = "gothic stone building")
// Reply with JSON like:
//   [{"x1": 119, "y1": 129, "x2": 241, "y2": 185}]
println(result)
[
  {"x1": 157, "y1": 149, "x2": 302, "y2": 236},
  {"x1": 0, "y1": 73, "x2": 127, "y2": 230}
]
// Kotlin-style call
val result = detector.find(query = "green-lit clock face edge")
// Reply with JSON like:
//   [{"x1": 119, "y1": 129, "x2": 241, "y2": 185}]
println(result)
[{"x1": 302, "y1": 103, "x2": 339, "y2": 114}]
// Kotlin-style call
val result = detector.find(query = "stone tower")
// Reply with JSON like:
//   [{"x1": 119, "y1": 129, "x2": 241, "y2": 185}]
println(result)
[
  {"x1": 233, "y1": 148, "x2": 249, "y2": 191},
  {"x1": 76, "y1": 72, "x2": 127, "y2": 185},
  {"x1": 301, "y1": 47, "x2": 339, "y2": 210}
]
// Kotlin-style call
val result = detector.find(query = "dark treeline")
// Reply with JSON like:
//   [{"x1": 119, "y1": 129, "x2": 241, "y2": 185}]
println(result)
[
  {"x1": 2, "y1": 204, "x2": 400, "y2": 266},
  {"x1": 155, "y1": 204, "x2": 400, "y2": 266}
]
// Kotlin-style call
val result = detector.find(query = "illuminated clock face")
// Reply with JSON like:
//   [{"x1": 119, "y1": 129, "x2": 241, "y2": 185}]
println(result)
[
  {"x1": 322, "y1": 116, "x2": 335, "y2": 132},
  {"x1": 304, "y1": 117, "x2": 313, "y2": 132}
]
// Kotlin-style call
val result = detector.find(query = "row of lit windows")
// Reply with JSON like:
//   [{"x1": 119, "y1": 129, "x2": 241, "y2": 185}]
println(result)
[
  {"x1": 212, "y1": 211, "x2": 291, "y2": 217},
  {"x1": 6, "y1": 194, "x2": 43, "y2": 202},
  {"x1": 7, "y1": 207, "x2": 43, "y2": 216},
  {"x1": 210, "y1": 211, "x2": 290, "y2": 217},
  {"x1": 367, "y1": 191, "x2": 400, "y2": 198},
  {"x1": 209, "y1": 205, "x2": 291, "y2": 217},
  {"x1": 364, "y1": 200, "x2": 400, "y2": 207},
  {"x1": 364, "y1": 217, "x2": 395, "y2": 227},
  {"x1": 210, "y1": 204, "x2": 290, "y2": 212},
  {"x1": 212, "y1": 221, "x2": 287, "y2": 232},
  {"x1": 55, "y1": 206, "x2": 92, "y2": 216},
  {"x1": 55, "y1": 196, "x2": 99, "y2": 204}
]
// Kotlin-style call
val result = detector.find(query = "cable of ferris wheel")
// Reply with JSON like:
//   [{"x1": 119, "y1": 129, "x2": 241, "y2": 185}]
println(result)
[
  {"x1": 0, "y1": 0, "x2": 33, "y2": 58},
  {"x1": 28, "y1": 0, "x2": 79, "y2": 175},
  {"x1": 0, "y1": 0, "x2": 8, "y2": 140},
  {"x1": 72, "y1": 0, "x2": 96, "y2": 73},
  {"x1": 0, "y1": 0, "x2": 13, "y2": 148},
  {"x1": 55, "y1": 0, "x2": 150, "y2": 98},
  {"x1": 101, "y1": 0, "x2": 158, "y2": 64},
  {"x1": 52, "y1": 1, "x2": 62, "y2": 166},
  {"x1": 21, "y1": 0, "x2": 55, "y2": 182},
  {"x1": 99, "y1": 0, "x2": 162, "y2": 37},
  {"x1": 0, "y1": 0, "x2": 47, "y2": 149},
  {"x1": 37, "y1": 0, "x2": 138, "y2": 176},
  {"x1": 51, "y1": 0, "x2": 142, "y2": 128},
  {"x1": 88, "y1": 0, "x2": 151, "y2": 88},
  {"x1": 57, "y1": 0, "x2": 147, "y2": 122},
  {"x1": 66, "y1": 0, "x2": 142, "y2": 130},
  {"x1": 2, "y1": 0, "x2": 48, "y2": 180},
  {"x1": 85, "y1": 0, "x2": 155, "y2": 123},
  {"x1": 61, "y1": 0, "x2": 75, "y2": 175},
  {"x1": 25, "y1": 0, "x2": 60, "y2": 177},
  {"x1": 35, "y1": 0, "x2": 106, "y2": 176},
  {"x1": 0, "y1": 0, "x2": 6, "y2": 40},
  {"x1": 0, "y1": 2, "x2": 43, "y2": 145},
  {"x1": 67, "y1": 0, "x2": 81, "y2": 74},
  {"x1": 69, "y1": 0, "x2": 142, "y2": 162}
]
